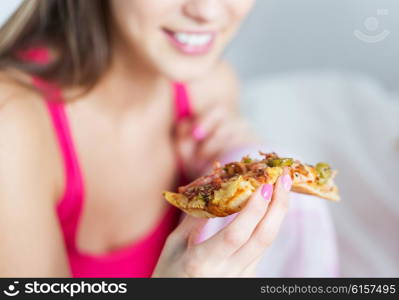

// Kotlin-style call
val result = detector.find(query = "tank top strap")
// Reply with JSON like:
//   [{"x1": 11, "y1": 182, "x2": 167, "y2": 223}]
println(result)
[
  {"x1": 31, "y1": 76, "x2": 83, "y2": 238},
  {"x1": 172, "y1": 82, "x2": 194, "y2": 185},
  {"x1": 173, "y1": 82, "x2": 193, "y2": 122}
]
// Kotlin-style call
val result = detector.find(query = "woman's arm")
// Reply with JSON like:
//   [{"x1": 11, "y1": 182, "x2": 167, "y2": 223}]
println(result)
[{"x1": 0, "y1": 83, "x2": 70, "y2": 277}]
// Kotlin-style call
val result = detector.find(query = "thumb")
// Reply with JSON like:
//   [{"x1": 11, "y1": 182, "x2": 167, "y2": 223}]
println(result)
[{"x1": 173, "y1": 214, "x2": 208, "y2": 247}]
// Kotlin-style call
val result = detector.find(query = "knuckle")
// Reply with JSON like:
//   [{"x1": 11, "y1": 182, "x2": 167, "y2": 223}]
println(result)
[
  {"x1": 251, "y1": 192, "x2": 266, "y2": 208},
  {"x1": 183, "y1": 257, "x2": 203, "y2": 277},
  {"x1": 248, "y1": 191, "x2": 268, "y2": 210},
  {"x1": 166, "y1": 230, "x2": 180, "y2": 245},
  {"x1": 279, "y1": 197, "x2": 290, "y2": 212},
  {"x1": 255, "y1": 230, "x2": 273, "y2": 248},
  {"x1": 254, "y1": 221, "x2": 281, "y2": 248},
  {"x1": 181, "y1": 245, "x2": 208, "y2": 277},
  {"x1": 245, "y1": 200, "x2": 266, "y2": 219},
  {"x1": 254, "y1": 230, "x2": 275, "y2": 248},
  {"x1": 273, "y1": 192, "x2": 289, "y2": 211},
  {"x1": 186, "y1": 244, "x2": 204, "y2": 261},
  {"x1": 223, "y1": 229, "x2": 247, "y2": 248}
]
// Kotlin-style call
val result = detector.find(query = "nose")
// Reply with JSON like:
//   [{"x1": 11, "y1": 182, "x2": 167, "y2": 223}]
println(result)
[{"x1": 183, "y1": 0, "x2": 227, "y2": 23}]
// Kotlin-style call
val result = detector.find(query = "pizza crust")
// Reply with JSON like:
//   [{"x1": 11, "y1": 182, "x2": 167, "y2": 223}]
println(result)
[{"x1": 291, "y1": 182, "x2": 340, "y2": 202}]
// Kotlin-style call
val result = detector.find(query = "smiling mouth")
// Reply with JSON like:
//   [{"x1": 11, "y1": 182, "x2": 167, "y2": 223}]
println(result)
[{"x1": 163, "y1": 29, "x2": 216, "y2": 55}]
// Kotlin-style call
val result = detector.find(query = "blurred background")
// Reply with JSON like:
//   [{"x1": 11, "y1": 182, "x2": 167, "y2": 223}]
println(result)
[
  {"x1": 226, "y1": 0, "x2": 399, "y2": 90},
  {"x1": 1, "y1": 0, "x2": 398, "y2": 277}
]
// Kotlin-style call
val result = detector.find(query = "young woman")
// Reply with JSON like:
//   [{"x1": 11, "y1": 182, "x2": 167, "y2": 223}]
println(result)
[{"x1": 0, "y1": 0, "x2": 337, "y2": 277}]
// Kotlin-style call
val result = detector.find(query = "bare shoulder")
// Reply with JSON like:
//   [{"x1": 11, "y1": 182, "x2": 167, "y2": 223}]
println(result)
[
  {"x1": 0, "y1": 70, "x2": 42, "y2": 110},
  {"x1": 187, "y1": 60, "x2": 240, "y2": 114},
  {"x1": 0, "y1": 70, "x2": 63, "y2": 203},
  {"x1": 0, "y1": 74, "x2": 70, "y2": 276},
  {"x1": 0, "y1": 71, "x2": 50, "y2": 146}
]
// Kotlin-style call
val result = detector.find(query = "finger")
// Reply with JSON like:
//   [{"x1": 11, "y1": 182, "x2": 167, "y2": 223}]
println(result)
[
  {"x1": 194, "y1": 119, "x2": 253, "y2": 172},
  {"x1": 191, "y1": 107, "x2": 226, "y2": 141},
  {"x1": 232, "y1": 168, "x2": 292, "y2": 263},
  {"x1": 194, "y1": 126, "x2": 234, "y2": 173},
  {"x1": 168, "y1": 214, "x2": 208, "y2": 247},
  {"x1": 238, "y1": 256, "x2": 261, "y2": 277},
  {"x1": 196, "y1": 118, "x2": 259, "y2": 163},
  {"x1": 175, "y1": 119, "x2": 197, "y2": 163},
  {"x1": 197, "y1": 183, "x2": 274, "y2": 258},
  {"x1": 196, "y1": 123, "x2": 233, "y2": 160}
]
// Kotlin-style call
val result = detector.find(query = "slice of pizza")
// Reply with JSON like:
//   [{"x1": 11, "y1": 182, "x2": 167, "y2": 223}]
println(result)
[{"x1": 163, "y1": 152, "x2": 340, "y2": 218}]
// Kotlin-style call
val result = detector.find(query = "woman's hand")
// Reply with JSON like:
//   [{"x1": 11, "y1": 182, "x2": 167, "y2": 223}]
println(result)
[
  {"x1": 175, "y1": 105, "x2": 261, "y2": 179},
  {"x1": 152, "y1": 169, "x2": 292, "y2": 277},
  {"x1": 173, "y1": 61, "x2": 261, "y2": 179}
]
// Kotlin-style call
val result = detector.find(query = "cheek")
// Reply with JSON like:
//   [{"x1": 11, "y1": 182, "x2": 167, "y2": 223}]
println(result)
[
  {"x1": 110, "y1": 0, "x2": 171, "y2": 40},
  {"x1": 230, "y1": 0, "x2": 255, "y2": 21},
  {"x1": 221, "y1": 0, "x2": 255, "y2": 41}
]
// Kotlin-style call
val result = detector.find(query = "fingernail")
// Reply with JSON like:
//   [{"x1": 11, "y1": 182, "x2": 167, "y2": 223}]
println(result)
[
  {"x1": 192, "y1": 125, "x2": 206, "y2": 140},
  {"x1": 261, "y1": 184, "x2": 273, "y2": 201},
  {"x1": 281, "y1": 174, "x2": 292, "y2": 191}
]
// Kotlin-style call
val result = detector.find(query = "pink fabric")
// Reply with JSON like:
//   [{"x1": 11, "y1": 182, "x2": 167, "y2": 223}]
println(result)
[
  {"x1": 17, "y1": 47, "x2": 50, "y2": 65},
  {"x1": 174, "y1": 82, "x2": 193, "y2": 122},
  {"x1": 32, "y1": 77, "x2": 188, "y2": 277},
  {"x1": 173, "y1": 82, "x2": 193, "y2": 185}
]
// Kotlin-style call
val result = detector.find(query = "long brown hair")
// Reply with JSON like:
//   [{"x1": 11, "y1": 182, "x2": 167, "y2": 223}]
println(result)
[{"x1": 0, "y1": 0, "x2": 111, "y2": 88}]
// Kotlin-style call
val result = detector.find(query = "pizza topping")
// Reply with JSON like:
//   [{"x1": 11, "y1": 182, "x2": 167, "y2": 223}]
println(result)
[
  {"x1": 224, "y1": 162, "x2": 248, "y2": 177},
  {"x1": 259, "y1": 151, "x2": 278, "y2": 160},
  {"x1": 266, "y1": 157, "x2": 294, "y2": 167},
  {"x1": 178, "y1": 153, "x2": 336, "y2": 203},
  {"x1": 294, "y1": 163, "x2": 310, "y2": 176},
  {"x1": 242, "y1": 156, "x2": 253, "y2": 164},
  {"x1": 178, "y1": 174, "x2": 215, "y2": 194},
  {"x1": 315, "y1": 162, "x2": 332, "y2": 185},
  {"x1": 182, "y1": 181, "x2": 222, "y2": 202},
  {"x1": 258, "y1": 151, "x2": 294, "y2": 167}
]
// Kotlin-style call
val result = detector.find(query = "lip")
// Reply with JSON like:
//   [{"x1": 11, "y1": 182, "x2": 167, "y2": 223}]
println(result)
[{"x1": 163, "y1": 29, "x2": 216, "y2": 55}]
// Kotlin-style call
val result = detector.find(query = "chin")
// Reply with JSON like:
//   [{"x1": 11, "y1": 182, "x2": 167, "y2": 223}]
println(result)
[
  {"x1": 159, "y1": 59, "x2": 218, "y2": 82},
  {"x1": 151, "y1": 47, "x2": 223, "y2": 82}
]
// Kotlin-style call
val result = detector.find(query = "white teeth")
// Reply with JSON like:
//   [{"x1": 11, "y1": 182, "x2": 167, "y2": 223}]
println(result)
[{"x1": 174, "y1": 32, "x2": 212, "y2": 46}]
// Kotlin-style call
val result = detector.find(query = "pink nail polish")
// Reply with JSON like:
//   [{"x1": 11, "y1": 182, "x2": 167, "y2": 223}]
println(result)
[
  {"x1": 261, "y1": 184, "x2": 273, "y2": 201},
  {"x1": 282, "y1": 174, "x2": 292, "y2": 191},
  {"x1": 192, "y1": 125, "x2": 206, "y2": 140}
]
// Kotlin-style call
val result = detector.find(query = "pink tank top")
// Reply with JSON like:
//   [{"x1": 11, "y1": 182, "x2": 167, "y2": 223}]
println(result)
[{"x1": 31, "y1": 75, "x2": 192, "y2": 278}]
